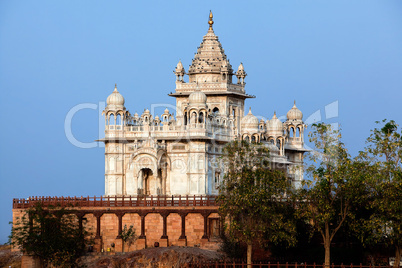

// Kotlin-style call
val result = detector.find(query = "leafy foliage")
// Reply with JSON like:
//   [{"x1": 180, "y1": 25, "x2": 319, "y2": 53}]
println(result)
[
  {"x1": 297, "y1": 123, "x2": 364, "y2": 267},
  {"x1": 10, "y1": 203, "x2": 91, "y2": 267},
  {"x1": 217, "y1": 140, "x2": 297, "y2": 263},
  {"x1": 121, "y1": 224, "x2": 137, "y2": 252},
  {"x1": 354, "y1": 120, "x2": 402, "y2": 268}
]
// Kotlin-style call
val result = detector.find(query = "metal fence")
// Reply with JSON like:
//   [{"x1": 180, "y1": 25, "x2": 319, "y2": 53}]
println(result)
[{"x1": 188, "y1": 262, "x2": 392, "y2": 268}]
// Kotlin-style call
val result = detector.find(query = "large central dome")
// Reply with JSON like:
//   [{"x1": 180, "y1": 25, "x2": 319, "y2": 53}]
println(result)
[{"x1": 188, "y1": 12, "x2": 233, "y2": 75}]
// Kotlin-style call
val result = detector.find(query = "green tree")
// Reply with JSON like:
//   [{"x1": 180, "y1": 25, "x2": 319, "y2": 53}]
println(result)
[
  {"x1": 298, "y1": 123, "x2": 363, "y2": 267},
  {"x1": 121, "y1": 224, "x2": 137, "y2": 253},
  {"x1": 356, "y1": 120, "x2": 402, "y2": 268},
  {"x1": 10, "y1": 203, "x2": 91, "y2": 267},
  {"x1": 217, "y1": 140, "x2": 297, "y2": 265}
]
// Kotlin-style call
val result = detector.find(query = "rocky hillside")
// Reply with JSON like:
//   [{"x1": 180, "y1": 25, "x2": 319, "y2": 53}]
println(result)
[
  {"x1": 79, "y1": 246, "x2": 224, "y2": 268},
  {"x1": 0, "y1": 244, "x2": 22, "y2": 268},
  {"x1": 0, "y1": 245, "x2": 223, "y2": 267}
]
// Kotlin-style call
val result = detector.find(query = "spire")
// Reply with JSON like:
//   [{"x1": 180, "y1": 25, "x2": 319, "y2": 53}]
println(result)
[
  {"x1": 208, "y1": 10, "x2": 214, "y2": 30},
  {"x1": 114, "y1": 83, "x2": 118, "y2": 92}
]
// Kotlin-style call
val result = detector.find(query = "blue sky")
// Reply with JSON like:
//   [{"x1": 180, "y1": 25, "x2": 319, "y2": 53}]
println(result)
[{"x1": 1, "y1": 1, "x2": 402, "y2": 243}]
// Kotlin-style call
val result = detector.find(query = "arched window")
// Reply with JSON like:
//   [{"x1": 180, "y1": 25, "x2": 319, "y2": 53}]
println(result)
[
  {"x1": 213, "y1": 107, "x2": 219, "y2": 114},
  {"x1": 116, "y1": 114, "x2": 121, "y2": 125},
  {"x1": 290, "y1": 127, "x2": 294, "y2": 137},
  {"x1": 245, "y1": 136, "x2": 250, "y2": 142},
  {"x1": 192, "y1": 112, "x2": 197, "y2": 124},
  {"x1": 109, "y1": 114, "x2": 115, "y2": 125},
  {"x1": 296, "y1": 127, "x2": 300, "y2": 137},
  {"x1": 199, "y1": 112, "x2": 204, "y2": 123},
  {"x1": 251, "y1": 136, "x2": 256, "y2": 142},
  {"x1": 276, "y1": 138, "x2": 281, "y2": 150},
  {"x1": 184, "y1": 113, "x2": 187, "y2": 125}
]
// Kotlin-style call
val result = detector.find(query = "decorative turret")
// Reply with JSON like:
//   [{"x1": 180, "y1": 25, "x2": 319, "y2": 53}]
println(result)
[
  {"x1": 287, "y1": 101, "x2": 303, "y2": 121},
  {"x1": 103, "y1": 84, "x2": 128, "y2": 127},
  {"x1": 141, "y1": 109, "x2": 152, "y2": 125},
  {"x1": 236, "y1": 62, "x2": 247, "y2": 85},
  {"x1": 259, "y1": 119, "x2": 265, "y2": 131},
  {"x1": 106, "y1": 84, "x2": 125, "y2": 111},
  {"x1": 161, "y1": 108, "x2": 170, "y2": 122},
  {"x1": 241, "y1": 108, "x2": 259, "y2": 131},
  {"x1": 174, "y1": 60, "x2": 185, "y2": 82},
  {"x1": 284, "y1": 101, "x2": 306, "y2": 144},
  {"x1": 267, "y1": 112, "x2": 284, "y2": 137},
  {"x1": 220, "y1": 59, "x2": 233, "y2": 83}
]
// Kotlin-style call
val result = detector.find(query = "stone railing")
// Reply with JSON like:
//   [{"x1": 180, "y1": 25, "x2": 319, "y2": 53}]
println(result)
[
  {"x1": 105, "y1": 124, "x2": 235, "y2": 141},
  {"x1": 12, "y1": 195, "x2": 217, "y2": 209}
]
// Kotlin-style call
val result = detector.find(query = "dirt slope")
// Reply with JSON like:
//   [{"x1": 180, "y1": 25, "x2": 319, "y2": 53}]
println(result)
[{"x1": 79, "y1": 246, "x2": 223, "y2": 268}]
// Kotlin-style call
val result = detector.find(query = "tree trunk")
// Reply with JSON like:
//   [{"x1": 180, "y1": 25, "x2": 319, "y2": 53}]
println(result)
[
  {"x1": 324, "y1": 237, "x2": 331, "y2": 268},
  {"x1": 122, "y1": 241, "x2": 125, "y2": 253},
  {"x1": 324, "y1": 223, "x2": 331, "y2": 268},
  {"x1": 394, "y1": 246, "x2": 401, "y2": 268},
  {"x1": 247, "y1": 243, "x2": 252, "y2": 267}
]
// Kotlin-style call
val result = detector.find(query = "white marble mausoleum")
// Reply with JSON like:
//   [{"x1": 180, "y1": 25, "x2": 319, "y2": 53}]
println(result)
[{"x1": 100, "y1": 12, "x2": 307, "y2": 197}]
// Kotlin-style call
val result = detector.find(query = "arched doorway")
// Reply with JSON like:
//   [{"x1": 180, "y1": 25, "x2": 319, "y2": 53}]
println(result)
[{"x1": 138, "y1": 168, "x2": 155, "y2": 195}]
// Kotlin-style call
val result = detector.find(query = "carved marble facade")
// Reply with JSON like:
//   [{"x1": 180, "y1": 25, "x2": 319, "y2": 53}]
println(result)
[{"x1": 100, "y1": 12, "x2": 307, "y2": 196}]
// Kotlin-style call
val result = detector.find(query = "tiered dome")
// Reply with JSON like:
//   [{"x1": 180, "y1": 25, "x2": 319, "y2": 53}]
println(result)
[
  {"x1": 188, "y1": 12, "x2": 233, "y2": 75},
  {"x1": 287, "y1": 101, "x2": 303, "y2": 121},
  {"x1": 241, "y1": 108, "x2": 259, "y2": 130},
  {"x1": 106, "y1": 84, "x2": 125, "y2": 110}
]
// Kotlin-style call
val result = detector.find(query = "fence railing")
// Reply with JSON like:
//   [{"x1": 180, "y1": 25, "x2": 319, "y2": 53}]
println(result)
[
  {"x1": 12, "y1": 195, "x2": 217, "y2": 209},
  {"x1": 188, "y1": 262, "x2": 392, "y2": 268}
]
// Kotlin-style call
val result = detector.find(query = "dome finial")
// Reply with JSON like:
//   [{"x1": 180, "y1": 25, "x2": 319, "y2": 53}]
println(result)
[
  {"x1": 114, "y1": 83, "x2": 118, "y2": 92},
  {"x1": 208, "y1": 10, "x2": 214, "y2": 30}
]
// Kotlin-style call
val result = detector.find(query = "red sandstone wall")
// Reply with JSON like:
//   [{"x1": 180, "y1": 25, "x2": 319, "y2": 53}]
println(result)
[
  {"x1": 167, "y1": 213, "x2": 181, "y2": 245},
  {"x1": 12, "y1": 207, "x2": 220, "y2": 253},
  {"x1": 185, "y1": 213, "x2": 204, "y2": 247},
  {"x1": 100, "y1": 213, "x2": 118, "y2": 251},
  {"x1": 122, "y1": 213, "x2": 141, "y2": 251},
  {"x1": 145, "y1": 213, "x2": 163, "y2": 247}
]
